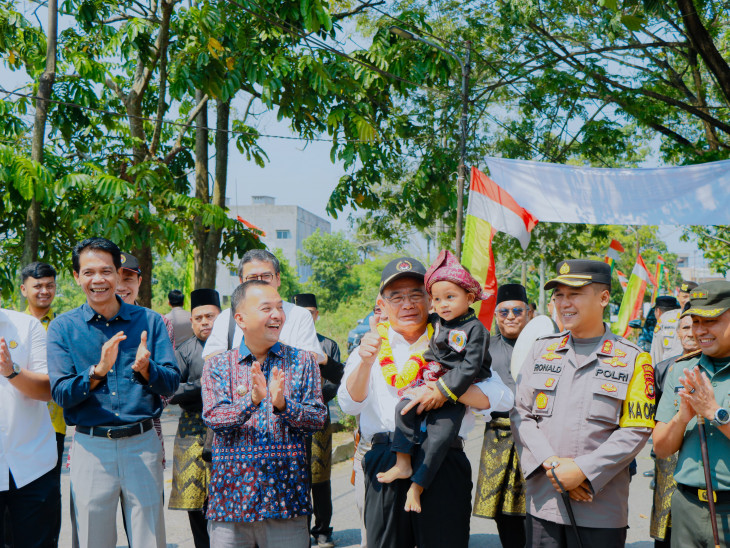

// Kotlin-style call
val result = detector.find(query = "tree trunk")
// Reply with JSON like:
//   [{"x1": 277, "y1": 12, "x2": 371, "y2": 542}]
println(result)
[
  {"x1": 133, "y1": 244, "x2": 154, "y2": 307},
  {"x1": 193, "y1": 90, "x2": 210, "y2": 288},
  {"x1": 538, "y1": 258, "x2": 546, "y2": 315},
  {"x1": 199, "y1": 99, "x2": 231, "y2": 288},
  {"x1": 676, "y1": 0, "x2": 730, "y2": 105},
  {"x1": 20, "y1": 0, "x2": 58, "y2": 267}
]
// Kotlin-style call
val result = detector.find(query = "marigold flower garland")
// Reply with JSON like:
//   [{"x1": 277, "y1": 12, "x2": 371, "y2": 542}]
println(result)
[{"x1": 376, "y1": 321, "x2": 434, "y2": 389}]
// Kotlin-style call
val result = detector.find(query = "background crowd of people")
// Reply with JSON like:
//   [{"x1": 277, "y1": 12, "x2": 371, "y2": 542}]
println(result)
[{"x1": 1, "y1": 241, "x2": 729, "y2": 548}]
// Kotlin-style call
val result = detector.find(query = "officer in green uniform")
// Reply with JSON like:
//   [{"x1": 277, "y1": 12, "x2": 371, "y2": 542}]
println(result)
[
  {"x1": 473, "y1": 283, "x2": 530, "y2": 547},
  {"x1": 650, "y1": 306, "x2": 699, "y2": 548},
  {"x1": 654, "y1": 280, "x2": 730, "y2": 547}
]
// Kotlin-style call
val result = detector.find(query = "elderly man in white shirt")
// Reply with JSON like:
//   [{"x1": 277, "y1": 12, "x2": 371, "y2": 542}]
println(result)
[
  {"x1": 0, "y1": 306, "x2": 59, "y2": 547},
  {"x1": 202, "y1": 249, "x2": 325, "y2": 362},
  {"x1": 338, "y1": 257, "x2": 513, "y2": 548}
]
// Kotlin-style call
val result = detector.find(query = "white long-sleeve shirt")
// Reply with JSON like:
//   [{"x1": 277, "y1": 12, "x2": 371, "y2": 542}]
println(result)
[
  {"x1": 338, "y1": 324, "x2": 514, "y2": 443},
  {"x1": 202, "y1": 301, "x2": 325, "y2": 362}
]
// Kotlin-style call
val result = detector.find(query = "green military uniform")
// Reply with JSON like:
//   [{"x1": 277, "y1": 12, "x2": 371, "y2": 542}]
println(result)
[{"x1": 656, "y1": 351, "x2": 730, "y2": 547}]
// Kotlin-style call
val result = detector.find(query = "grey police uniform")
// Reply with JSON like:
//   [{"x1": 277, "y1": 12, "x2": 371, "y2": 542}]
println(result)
[
  {"x1": 650, "y1": 309, "x2": 683, "y2": 366},
  {"x1": 511, "y1": 328, "x2": 655, "y2": 533}
]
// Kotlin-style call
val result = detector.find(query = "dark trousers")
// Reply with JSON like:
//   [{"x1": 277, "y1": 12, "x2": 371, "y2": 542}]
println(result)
[
  {"x1": 188, "y1": 509, "x2": 210, "y2": 548},
  {"x1": 495, "y1": 512, "x2": 526, "y2": 548},
  {"x1": 311, "y1": 481, "x2": 333, "y2": 536},
  {"x1": 51, "y1": 432, "x2": 64, "y2": 547},
  {"x1": 392, "y1": 399, "x2": 466, "y2": 489},
  {"x1": 526, "y1": 514, "x2": 627, "y2": 548},
  {"x1": 363, "y1": 440, "x2": 472, "y2": 548},
  {"x1": 0, "y1": 468, "x2": 60, "y2": 548}
]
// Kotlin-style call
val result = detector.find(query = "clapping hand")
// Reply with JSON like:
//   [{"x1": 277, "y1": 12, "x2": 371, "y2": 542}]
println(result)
[
  {"x1": 250, "y1": 361, "x2": 267, "y2": 405},
  {"x1": 269, "y1": 366, "x2": 286, "y2": 411},
  {"x1": 131, "y1": 331, "x2": 151, "y2": 380}
]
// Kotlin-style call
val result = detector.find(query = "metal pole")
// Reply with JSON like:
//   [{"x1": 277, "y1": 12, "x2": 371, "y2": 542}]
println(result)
[{"x1": 455, "y1": 41, "x2": 471, "y2": 260}]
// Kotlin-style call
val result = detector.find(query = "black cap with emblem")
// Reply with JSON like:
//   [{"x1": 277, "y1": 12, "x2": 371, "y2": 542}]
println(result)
[
  {"x1": 679, "y1": 280, "x2": 698, "y2": 294},
  {"x1": 120, "y1": 252, "x2": 142, "y2": 275},
  {"x1": 544, "y1": 259, "x2": 612, "y2": 291},
  {"x1": 191, "y1": 288, "x2": 221, "y2": 311},
  {"x1": 681, "y1": 280, "x2": 730, "y2": 319},
  {"x1": 379, "y1": 257, "x2": 427, "y2": 292}
]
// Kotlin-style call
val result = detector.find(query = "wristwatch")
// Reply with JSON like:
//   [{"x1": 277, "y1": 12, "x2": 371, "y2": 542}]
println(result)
[
  {"x1": 3, "y1": 362, "x2": 21, "y2": 380},
  {"x1": 89, "y1": 365, "x2": 106, "y2": 381},
  {"x1": 714, "y1": 407, "x2": 730, "y2": 426}
]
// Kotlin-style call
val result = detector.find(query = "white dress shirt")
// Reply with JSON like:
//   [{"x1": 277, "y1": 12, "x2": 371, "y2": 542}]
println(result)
[
  {"x1": 202, "y1": 301, "x2": 325, "y2": 361},
  {"x1": 0, "y1": 308, "x2": 56, "y2": 490},
  {"x1": 338, "y1": 325, "x2": 514, "y2": 443}
]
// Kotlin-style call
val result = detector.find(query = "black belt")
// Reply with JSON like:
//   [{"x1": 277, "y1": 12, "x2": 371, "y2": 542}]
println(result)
[
  {"x1": 76, "y1": 419, "x2": 154, "y2": 440},
  {"x1": 678, "y1": 483, "x2": 730, "y2": 504},
  {"x1": 370, "y1": 432, "x2": 464, "y2": 450},
  {"x1": 491, "y1": 411, "x2": 510, "y2": 420}
]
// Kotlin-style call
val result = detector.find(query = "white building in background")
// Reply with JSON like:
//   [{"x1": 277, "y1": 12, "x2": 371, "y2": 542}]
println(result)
[{"x1": 215, "y1": 196, "x2": 331, "y2": 299}]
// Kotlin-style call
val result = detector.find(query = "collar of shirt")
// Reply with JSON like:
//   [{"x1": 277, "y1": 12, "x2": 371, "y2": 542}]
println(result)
[
  {"x1": 23, "y1": 306, "x2": 56, "y2": 328},
  {"x1": 238, "y1": 341, "x2": 284, "y2": 363},
  {"x1": 388, "y1": 325, "x2": 429, "y2": 367},
  {"x1": 81, "y1": 296, "x2": 131, "y2": 323}
]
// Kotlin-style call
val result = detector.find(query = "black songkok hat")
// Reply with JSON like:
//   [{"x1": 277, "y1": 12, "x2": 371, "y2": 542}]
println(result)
[
  {"x1": 496, "y1": 283, "x2": 528, "y2": 305},
  {"x1": 655, "y1": 296, "x2": 680, "y2": 310},
  {"x1": 292, "y1": 293, "x2": 318, "y2": 309},
  {"x1": 120, "y1": 252, "x2": 142, "y2": 274},
  {"x1": 191, "y1": 289, "x2": 221, "y2": 311}
]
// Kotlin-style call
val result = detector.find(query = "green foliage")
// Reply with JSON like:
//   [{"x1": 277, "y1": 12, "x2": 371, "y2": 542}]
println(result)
[
  {"x1": 682, "y1": 227, "x2": 730, "y2": 275},
  {"x1": 272, "y1": 248, "x2": 302, "y2": 301},
  {"x1": 151, "y1": 252, "x2": 187, "y2": 312},
  {"x1": 298, "y1": 230, "x2": 361, "y2": 310}
]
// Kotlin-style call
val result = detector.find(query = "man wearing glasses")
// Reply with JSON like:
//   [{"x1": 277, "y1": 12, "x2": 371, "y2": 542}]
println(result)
[
  {"x1": 202, "y1": 249, "x2": 325, "y2": 363},
  {"x1": 473, "y1": 284, "x2": 531, "y2": 547},
  {"x1": 338, "y1": 257, "x2": 513, "y2": 548}
]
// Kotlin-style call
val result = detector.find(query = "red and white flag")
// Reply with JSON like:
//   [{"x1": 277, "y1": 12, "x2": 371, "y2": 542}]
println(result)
[{"x1": 467, "y1": 167, "x2": 538, "y2": 250}]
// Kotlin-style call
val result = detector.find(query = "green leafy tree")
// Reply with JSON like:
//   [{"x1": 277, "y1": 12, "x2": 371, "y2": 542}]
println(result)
[
  {"x1": 272, "y1": 248, "x2": 302, "y2": 301},
  {"x1": 299, "y1": 230, "x2": 361, "y2": 310},
  {"x1": 682, "y1": 226, "x2": 730, "y2": 275}
]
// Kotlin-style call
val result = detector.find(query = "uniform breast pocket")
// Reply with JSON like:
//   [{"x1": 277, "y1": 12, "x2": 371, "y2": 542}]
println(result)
[
  {"x1": 589, "y1": 380, "x2": 628, "y2": 424},
  {"x1": 529, "y1": 375, "x2": 560, "y2": 417}
]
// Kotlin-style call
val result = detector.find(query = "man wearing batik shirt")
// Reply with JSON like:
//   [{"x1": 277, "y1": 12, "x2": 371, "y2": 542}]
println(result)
[{"x1": 202, "y1": 280, "x2": 327, "y2": 547}]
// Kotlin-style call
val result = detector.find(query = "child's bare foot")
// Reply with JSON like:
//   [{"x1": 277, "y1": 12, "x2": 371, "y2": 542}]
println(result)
[
  {"x1": 404, "y1": 483, "x2": 423, "y2": 513},
  {"x1": 377, "y1": 452, "x2": 412, "y2": 483}
]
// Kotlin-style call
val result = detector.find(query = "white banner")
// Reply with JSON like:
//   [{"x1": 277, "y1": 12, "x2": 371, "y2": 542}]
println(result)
[{"x1": 484, "y1": 157, "x2": 730, "y2": 225}]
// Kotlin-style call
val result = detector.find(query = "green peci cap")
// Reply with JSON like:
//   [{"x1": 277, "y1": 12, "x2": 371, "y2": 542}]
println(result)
[{"x1": 681, "y1": 280, "x2": 730, "y2": 319}]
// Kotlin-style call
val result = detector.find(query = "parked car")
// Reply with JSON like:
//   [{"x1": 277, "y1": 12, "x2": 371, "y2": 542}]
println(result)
[{"x1": 347, "y1": 311, "x2": 374, "y2": 354}]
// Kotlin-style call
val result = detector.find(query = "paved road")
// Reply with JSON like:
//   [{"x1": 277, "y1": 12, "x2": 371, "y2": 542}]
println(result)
[{"x1": 59, "y1": 407, "x2": 657, "y2": 547}]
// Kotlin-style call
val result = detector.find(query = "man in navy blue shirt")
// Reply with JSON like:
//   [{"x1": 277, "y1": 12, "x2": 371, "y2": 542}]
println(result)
[{"x1": 47, "y1": 238, "x2": 180, "y2": 548}]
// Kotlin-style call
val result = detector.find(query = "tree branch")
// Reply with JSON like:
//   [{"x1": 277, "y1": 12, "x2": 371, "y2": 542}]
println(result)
[
  {"x1": 676, "y1": 0, "x2": 730, "y2": 105},
  {"x1": 163, "y1": 94, "x2": 209, "y2": 164}
]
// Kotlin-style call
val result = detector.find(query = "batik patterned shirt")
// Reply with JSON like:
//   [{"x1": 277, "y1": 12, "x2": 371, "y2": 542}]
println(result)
[{"x1": 202, "y1": 342, "x2": 326, "y2": 522}]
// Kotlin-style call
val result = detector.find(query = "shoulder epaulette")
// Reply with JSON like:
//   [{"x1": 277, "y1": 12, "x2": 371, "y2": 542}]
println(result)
[
  {"x1": 535, "y1": 329, "x2": 568, "y2": 341},
  {"x1": 676, "y1": 349, "x2": 702, "y2": 362},
  {"x1": 613, "y1": 335, "x2": 642, "y2": 354}
]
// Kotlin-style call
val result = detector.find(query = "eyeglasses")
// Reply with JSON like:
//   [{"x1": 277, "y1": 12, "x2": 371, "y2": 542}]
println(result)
[
  {"x1": 244, "y1": 273, "x2": 275, "y2": 282},
  {"x1": 497, "y1": 307, "x2": 526, "y2": 318},
  {"x1": 383, "y1": 290, "x2": 427, "y2": 306}
]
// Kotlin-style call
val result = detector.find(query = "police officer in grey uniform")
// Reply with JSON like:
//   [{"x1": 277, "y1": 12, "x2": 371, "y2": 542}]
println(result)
[
  {"x1": 650, "y1": 296, "x2": 682, "y2": 367},
  {"x1": 511, "y1": 260, "x2": 655, "y2": 547}
]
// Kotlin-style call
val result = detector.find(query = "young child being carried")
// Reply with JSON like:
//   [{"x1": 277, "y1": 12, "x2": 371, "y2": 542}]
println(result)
[{"x1": 377, "y1": 249, "x2": 492, "y2": 512}]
